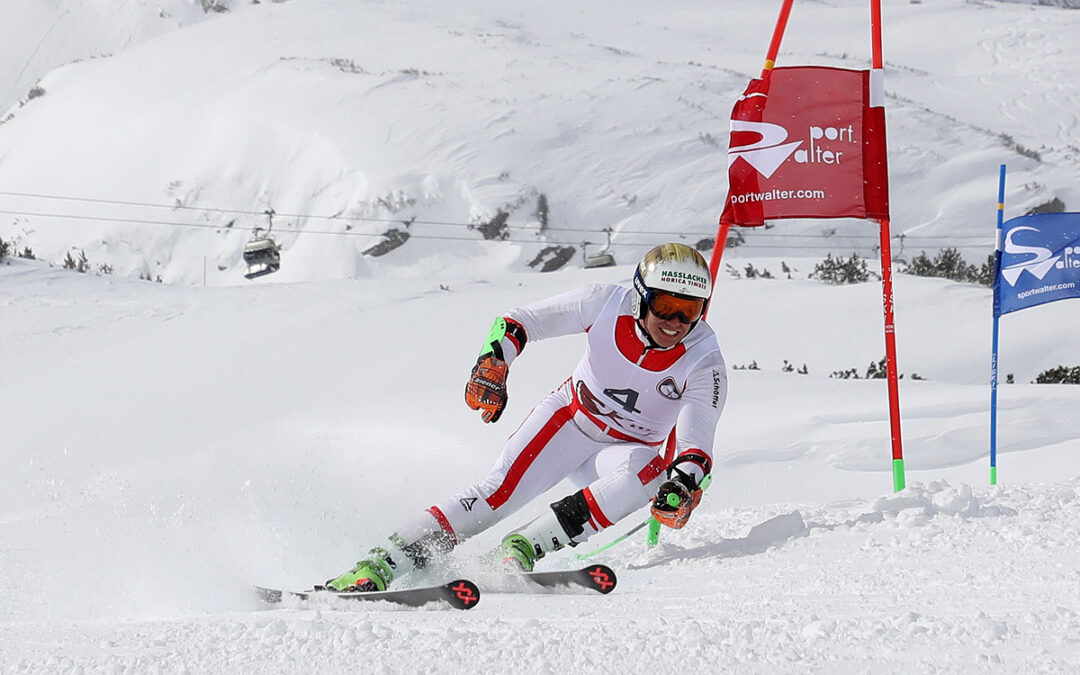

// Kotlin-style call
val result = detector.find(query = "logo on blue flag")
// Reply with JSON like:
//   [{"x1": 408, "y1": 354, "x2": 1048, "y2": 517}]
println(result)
[{"x1": 995, "y1": 212, "x2": 1080, "y2": 316}]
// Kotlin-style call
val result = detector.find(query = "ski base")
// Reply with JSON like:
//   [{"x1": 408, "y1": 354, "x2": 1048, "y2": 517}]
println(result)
[
  {"x1": 255, "y1": 579, "x2": 480, "y2": 610},
  {"x1": 520, "y1": 564, "x2": 617, "y2": 594}
]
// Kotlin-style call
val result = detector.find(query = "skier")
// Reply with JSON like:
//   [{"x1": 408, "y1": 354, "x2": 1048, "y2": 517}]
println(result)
[{"x1": 325, "y1": 242, "x2": 728, "y2": 591}]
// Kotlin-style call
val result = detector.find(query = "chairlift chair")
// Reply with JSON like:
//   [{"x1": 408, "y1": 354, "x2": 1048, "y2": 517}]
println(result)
[
  {"x1": 243, "y1": 260, "x2": 279, "y2": 280},
  {"x1": 243, "y1": 237, "x2": 280, "y2": 265},
  {"x1": 243, "y1": 209, "x2": 282, "y2": 280},
  {"x1": 243, "y1": 237, "x2": 280, "y2": 279},
  {"x1": 584, "y1": 252, "x2": 616, "y2": 268},
  {"x1": 583, "y1": 228, "x2": 616, "y2": 268}
]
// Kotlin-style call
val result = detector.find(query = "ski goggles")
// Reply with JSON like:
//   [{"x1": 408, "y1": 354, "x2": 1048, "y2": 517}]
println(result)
[{"x1": 647, "y1": 291, "x2": 705, "y2": 324}]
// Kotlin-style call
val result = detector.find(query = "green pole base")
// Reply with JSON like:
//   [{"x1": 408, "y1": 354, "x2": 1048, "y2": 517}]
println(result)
[
  {"x1": 990, "y1": 466, "x2": 997, "y2": 486},
  {"x1": 646, "y1": 518, "x2": 661, "y2": 547},
  {"x1": 892, "y1": 458, "x2": 906, "y2": 493}
]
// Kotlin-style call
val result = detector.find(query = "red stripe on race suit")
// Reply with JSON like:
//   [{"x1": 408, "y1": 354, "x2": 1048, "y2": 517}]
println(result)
[
  {"x1": 485, "y1": 404, "x2": 575, "y2": 511},
  {"x1": 637, "y1": 453, "x2": 668, "y2": 485},
  {"x1": 427, "y1": 506, "x2": 459, "y2": 545},
  {"x1": 582, "y1": 487, "x2": 614, "y2": 529}
]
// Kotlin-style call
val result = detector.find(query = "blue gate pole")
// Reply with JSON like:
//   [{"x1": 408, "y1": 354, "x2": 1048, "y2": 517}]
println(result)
[{"x1": 990, "y1": 164, "x2": 1006, "y2": 485}]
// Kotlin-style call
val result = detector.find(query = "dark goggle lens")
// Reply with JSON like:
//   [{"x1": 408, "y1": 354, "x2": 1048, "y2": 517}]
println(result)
[{"x1": 648, "y1": 292, "x2": 704, "y2": 323}]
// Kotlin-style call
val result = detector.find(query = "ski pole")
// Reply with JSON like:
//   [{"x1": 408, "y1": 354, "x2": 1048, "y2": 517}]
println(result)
[
  {"x1": 577, "y1": 474, "x2": 713, "y2": 558},
  {"x1": 575, "y1": 518, "x2": 653, "y2": 560}
]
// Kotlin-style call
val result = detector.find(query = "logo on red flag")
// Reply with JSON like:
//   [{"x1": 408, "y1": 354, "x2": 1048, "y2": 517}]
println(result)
[{"x1": 720, "y1": 66, "x2": 889, "y2": 226}]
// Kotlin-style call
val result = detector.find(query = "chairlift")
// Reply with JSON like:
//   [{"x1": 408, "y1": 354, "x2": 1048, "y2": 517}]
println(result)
[
  {"x1": 243, "y1": 209, "x2": 282, "y2": 280},
  {"x1": 584, "y1": 252, "x2": 616, "y2": 268},
  {"x1": 583, "y1": 227, "x2": 616, "y2": 268}
]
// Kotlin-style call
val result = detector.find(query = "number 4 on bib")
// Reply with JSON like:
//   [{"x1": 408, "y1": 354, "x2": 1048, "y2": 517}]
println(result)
[{"x1": 603, "y1": 387, "x2": 641, "y2": 413}]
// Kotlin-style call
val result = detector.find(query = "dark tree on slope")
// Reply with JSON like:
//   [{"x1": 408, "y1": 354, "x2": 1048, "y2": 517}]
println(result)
[
  {"x1": 1033, "y1": 366, "x2": 1080, "y2": 385},
  {"x1": 63, "y1": 250, "x2": 90, "y2": 273},
  {"x1": 535, "y1": 194, "x2": 549, "y2": 231},
  {"x1": 905, "y1": 248, "x2": 994, "y2": 286},
  {"x1": 810, "y1": 253, "x2": 876, "y2": 284}
]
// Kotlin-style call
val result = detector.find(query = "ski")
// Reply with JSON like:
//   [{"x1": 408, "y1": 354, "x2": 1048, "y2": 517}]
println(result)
[
  {"x1": 518, "y1": 563, "x2": 617, "y2": 594},
  {"x1": 254, "y1": 579, "x2": 481, "y2": 610}
]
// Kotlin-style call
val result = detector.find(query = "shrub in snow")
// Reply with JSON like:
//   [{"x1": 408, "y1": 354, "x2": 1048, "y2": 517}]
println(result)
[
  {"x1": 743, "y1": 263, "x2": 774, "y2": 279},
  {"x1": 780, "y1": 359, "x2": 808, "y2": 374},
  {"x1": 0, "y1": 236, "x2": 9, "y2": 260},
  {"x1": 535, "y1": 194, "x2": 549, "y2": 231},
  {"x1": 200, "y1": 0, "x2": 230, "y2": 12},
  {"x1": 830, "y1": 357, "x2": 924, "y2": 380},
  {"x1": 903, "y1": 248, "x2": 993, "y2": 286},
  {"x1": 1033, "y1": 366, "x2": 1080, "y2": 384},
  {"x1": 809, "y1": 252, "x2": 877, "y2": 284},
  {"x1": 63, "y1": 250, "x2": 91, "y2": 273}
]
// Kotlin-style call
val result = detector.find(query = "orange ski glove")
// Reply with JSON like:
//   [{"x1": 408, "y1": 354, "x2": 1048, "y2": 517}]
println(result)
[
  {"x1": 650, "y1": 477, "x2": 703, "y2": 529},
  {"x1": 465, "y1": 355, "x2": 509, "y2": 423}
]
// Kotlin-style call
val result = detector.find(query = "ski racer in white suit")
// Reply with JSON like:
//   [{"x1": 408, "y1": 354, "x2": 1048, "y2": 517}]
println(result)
[{"x1": 327, "y1": 243, "x2": 728, "y2": 591}]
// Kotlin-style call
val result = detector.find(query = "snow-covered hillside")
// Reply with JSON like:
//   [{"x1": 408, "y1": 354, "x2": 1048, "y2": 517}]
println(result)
[
  {"x1": 0, "y1": 0, "x2": 211, "y2": 114},
  {"x1": 1, "y1": 0, "x2": 1079, "y2": 284}
]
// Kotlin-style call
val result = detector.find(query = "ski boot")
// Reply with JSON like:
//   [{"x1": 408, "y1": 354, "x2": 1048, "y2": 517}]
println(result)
[
  {"x1": 499, "y1": 504, "x2": 580, "y2": 573},
  {"x1": 325, "y1": 547, "x2": 396, "y2": 592},
  {"x1": 500, "y1": 533, "x2": 541, "y2": 572},
  {"x1": 323, "y1": 528, "x2": 456, "y2": 592}
]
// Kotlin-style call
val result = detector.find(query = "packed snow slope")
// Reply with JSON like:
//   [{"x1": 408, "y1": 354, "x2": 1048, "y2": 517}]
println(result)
[
  {"x1": 1, "y1": 0, "x2": 1079, "y2": 283},
  {"x1": 2, "y1": 256, "x2": 1079, "y2": 673}
]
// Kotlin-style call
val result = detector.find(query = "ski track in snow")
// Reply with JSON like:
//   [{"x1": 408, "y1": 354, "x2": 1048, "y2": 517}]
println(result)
[{"x1": 2, "y1": 481, "x2": 1079, "y2": 673}]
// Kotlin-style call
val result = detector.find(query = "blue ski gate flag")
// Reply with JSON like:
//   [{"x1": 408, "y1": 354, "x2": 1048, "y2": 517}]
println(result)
[{"x1": 995, "y1": 212, "x2": 1080, "y2": 316}]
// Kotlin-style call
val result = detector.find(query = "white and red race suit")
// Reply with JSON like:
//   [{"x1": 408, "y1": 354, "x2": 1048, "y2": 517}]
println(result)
[{"x1": 400, "y1": 283, "x2": 728, "y2": 548}]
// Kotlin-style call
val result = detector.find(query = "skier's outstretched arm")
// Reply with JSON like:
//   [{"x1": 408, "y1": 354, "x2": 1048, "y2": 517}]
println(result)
[{"x1": 464, "y1": 284, "x2": 618, "y2": 423}]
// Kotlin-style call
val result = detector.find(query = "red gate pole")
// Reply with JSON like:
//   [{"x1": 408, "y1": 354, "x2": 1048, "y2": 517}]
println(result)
[
  {"x1": 762, "y1": 0, "x2": 795, "y2": 75},
  {"x1": 878, "y1": 219, "x2": 906, "y2": 491},
  {"x1": 871, "y1": 0, "x2": 905, "y2": 491},
  {"x1": 705, "y1": 221, "x2": 732, "y2": 300},
  {"x1": 706, "y1": 0, "x2": 794, "y2": 283}
]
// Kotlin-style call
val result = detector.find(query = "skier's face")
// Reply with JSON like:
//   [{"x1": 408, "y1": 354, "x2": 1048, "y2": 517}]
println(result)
[{"x1": 642, "y1": 307, "x2": 691, "y2": 348}]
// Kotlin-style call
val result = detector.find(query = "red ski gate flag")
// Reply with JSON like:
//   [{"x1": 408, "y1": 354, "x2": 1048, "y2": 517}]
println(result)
[{"x1": 720, "y1": 66, "x2": 889, "y2": 226}]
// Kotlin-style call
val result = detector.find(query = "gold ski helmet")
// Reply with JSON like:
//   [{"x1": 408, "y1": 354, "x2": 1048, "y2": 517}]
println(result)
[{"x1": 632, "y1": 243, "x2": 713, "y2": 325}]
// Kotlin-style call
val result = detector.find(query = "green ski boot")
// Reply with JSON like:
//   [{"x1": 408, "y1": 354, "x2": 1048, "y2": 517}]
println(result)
[
  {"x1": 325, "y1": 548, "x2": 396, "y2": 592},
  {"x1": 499, "y1": 533, "x2": 541, "y2": 572}
]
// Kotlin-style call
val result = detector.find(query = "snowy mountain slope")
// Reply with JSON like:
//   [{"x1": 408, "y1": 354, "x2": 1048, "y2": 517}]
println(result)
[
  {"x1": 2, "y1": 256, "x2": 1079, "y2": 672},
  {"x1": 0, "y1": 0, "x2": 1078, "y2": 283},
  {"x1": 0, "y1": 0, "x2": 211, "y2": 114}
]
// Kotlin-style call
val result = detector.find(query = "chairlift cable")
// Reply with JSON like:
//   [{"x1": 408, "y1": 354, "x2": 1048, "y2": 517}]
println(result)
[{"x1": 0, "y1": 190, "x2": 993, "y2": 246}]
